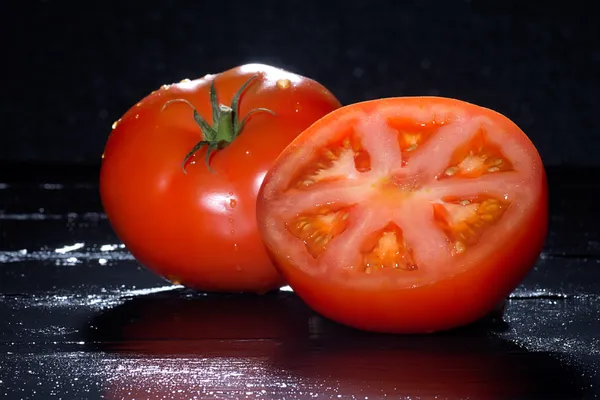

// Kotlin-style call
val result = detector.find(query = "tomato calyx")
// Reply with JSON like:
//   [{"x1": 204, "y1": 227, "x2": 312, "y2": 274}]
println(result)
[{"x1": 162, "y1": 75, "x2": 276, "y2": 173}]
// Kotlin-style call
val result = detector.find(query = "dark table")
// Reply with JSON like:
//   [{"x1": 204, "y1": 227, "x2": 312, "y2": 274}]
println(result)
[{"x1": 1, "y1": 165, "x2": 598, "y2": 399}]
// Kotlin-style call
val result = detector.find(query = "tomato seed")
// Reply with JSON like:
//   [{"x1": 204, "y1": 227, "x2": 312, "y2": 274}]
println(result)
[{"x1": 444, "y1": 167, "x2": 458, "y2": 176}]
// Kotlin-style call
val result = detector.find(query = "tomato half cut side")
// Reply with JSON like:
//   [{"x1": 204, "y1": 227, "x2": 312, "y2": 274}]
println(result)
[{"x1": 256, "y1": 97, "x2": 548, "y2": 334}]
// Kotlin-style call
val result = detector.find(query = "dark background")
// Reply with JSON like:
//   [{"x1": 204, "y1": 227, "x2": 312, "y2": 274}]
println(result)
[{"x1": 3, "y1": 0, "x2": 598, "y2": 167}]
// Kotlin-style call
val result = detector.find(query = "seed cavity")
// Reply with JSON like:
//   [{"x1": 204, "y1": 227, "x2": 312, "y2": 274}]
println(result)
[
  {"x1": 287, "y1": 208, "x2": 351, "y2": 258},
  {"x1": 388, "y1": 119, "x2": 442, "y2": 166},
  {"x1": 434, "y1": 197, "x2": 508, "y2": 255},
  {"x1": 288, "y1": 133, "x2": 371, "y2": 191},
  {"x1": 442, "y1": 128, "x2": 514, "y2": 179},
  {"x1": 361, "y1": 223, "x2": 417, "y2": 273}
]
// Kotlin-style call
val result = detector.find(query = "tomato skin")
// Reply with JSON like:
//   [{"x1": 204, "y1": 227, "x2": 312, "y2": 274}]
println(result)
[
  {"x1": 100, "y1": 64, "x2": 341, "y2": 294},
  {"x1": 256, "y1": 96, "x2": 548, "y2": 333}
]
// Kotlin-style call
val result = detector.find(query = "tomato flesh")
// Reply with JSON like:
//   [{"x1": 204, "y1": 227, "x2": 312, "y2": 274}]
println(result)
[{"x1": 257, "y1": 97, "x2": 548, "y2": 333}]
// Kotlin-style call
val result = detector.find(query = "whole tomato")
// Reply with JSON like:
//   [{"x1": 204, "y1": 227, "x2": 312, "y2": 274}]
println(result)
[{"x1": 100, "y1": 64, "x2": 341, "y2": 293}]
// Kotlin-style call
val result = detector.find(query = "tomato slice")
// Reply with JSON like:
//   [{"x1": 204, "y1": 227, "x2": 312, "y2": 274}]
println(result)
[{"x1": 257, "y1": 97, "x2": 548, "y2": 334}]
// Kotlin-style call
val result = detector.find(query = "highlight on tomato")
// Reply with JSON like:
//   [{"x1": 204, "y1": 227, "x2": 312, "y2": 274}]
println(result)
[
  {"x1": 256, "y1": 96, "x2": 548, "y2": 333},
  {"x1": 100, "y1": 64, "x2": 341, "y2": 294}
]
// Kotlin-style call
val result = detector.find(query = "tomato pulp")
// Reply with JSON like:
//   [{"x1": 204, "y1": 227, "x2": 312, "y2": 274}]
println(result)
[
  {"x1": 100, "y1": 64, "x2": 341, "y2": 294},
  {"x1": 257, "y1": 97, "x2": 548, "y2": 333}
]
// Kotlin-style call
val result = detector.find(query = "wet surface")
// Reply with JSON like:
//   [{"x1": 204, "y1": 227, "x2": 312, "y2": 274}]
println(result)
[{"x1": 1, "y1": 165, "x2": 599, "y2": 399}]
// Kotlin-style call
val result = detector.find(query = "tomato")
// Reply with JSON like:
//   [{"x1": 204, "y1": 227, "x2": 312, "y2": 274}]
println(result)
[
  {"x1": 100, "y1": 64, "x2": 341, "y2": 294},
  {"x1": 256, "y1": 96, "x2": 548, "y2": 333}
]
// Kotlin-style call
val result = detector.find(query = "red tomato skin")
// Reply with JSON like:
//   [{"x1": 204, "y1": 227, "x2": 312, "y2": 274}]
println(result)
[
  {"x1": 257, "y1": 97, "x2": 549, "y2": 333},
  {"x1": 100, "y1": 64, "x2": 341, "y2": 294}
]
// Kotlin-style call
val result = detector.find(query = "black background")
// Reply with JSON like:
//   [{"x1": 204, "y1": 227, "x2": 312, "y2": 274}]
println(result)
[{"x1": 3, "y1": 0, "x2": 598, "y2": 166}]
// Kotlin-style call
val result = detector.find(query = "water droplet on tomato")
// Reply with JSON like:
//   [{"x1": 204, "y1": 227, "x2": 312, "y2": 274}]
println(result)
[
  {"x1": 229, "y1": 198, "x2": 238, "y2": 208},
  {"x1": 234, "y1": 243, "x2": 239, "y2": 252},
  {"x1": 276, "y1": 78, "x2": 291, "y2": 89},
  {"x1": 111, "y1": 119, "x2": 120, "y2": 129},
  {"x1": 230, "y1": 230, "x2": 235, "y2": 235},
  {"x1": 235, "y1": 265, "x2": 242, "y2": 271},
  {"x1": 134, "y1": 114, "x2": 139, "y2": 119}
]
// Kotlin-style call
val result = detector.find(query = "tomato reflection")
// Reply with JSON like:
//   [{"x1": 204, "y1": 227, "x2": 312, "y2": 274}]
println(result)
[
  {"x1": 87, "y1": 291, "x2": 584, "y2": 400},
  {"x1": 270, "y1": 318, "x2": 584, "y2": 400}
]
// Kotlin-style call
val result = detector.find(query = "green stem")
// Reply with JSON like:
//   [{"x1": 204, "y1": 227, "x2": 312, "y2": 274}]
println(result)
[
  {"x1": 214, "y1": 105, "x2": 235, "y2": 144},
  {"x1": 161, "y1": 74, "x2": 276, "y2": 174}
]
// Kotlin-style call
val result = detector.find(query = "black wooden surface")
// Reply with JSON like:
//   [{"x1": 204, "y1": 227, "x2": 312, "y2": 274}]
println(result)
[{"x1": 1, "y1": 165, "x2": 599, "y2": 399}]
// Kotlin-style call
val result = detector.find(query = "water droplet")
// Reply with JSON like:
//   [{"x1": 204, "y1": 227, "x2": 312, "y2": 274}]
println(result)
[
  {"x1": 180, "y1": 78, "x2": 191, "y2": 83},
  {"x1": 111, "y1": 119, "x2": 120, "y2": 129},
  {"x1": 276, "y1": 78, "x2": 291, "y2": 89},
  {"x1": 234, "y1": 243, "x2": 239, "y2": 252},
  {"x1": 230, "y1": 230, "x2": 235, "y2": 236},
  {"x1": 235, "y1": 265, "x2": 242, "y2": 271},
  {"x1": 161, "y1": 84, "x2": 171, "y2": 90},
  {"x1": 229, "y1": 198, "x2": 238, "y2": 208},
  {"x1": 134, "y1": 114, "x2": 139, "y2": 119},
  {"x1": 136, "y1": 102, "x2": 142, "y2": 107}
]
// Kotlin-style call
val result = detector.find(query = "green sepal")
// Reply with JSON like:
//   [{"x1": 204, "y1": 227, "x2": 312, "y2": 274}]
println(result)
[{"x1": 162, "y1": 74, "x2": 277, "y2": 173}]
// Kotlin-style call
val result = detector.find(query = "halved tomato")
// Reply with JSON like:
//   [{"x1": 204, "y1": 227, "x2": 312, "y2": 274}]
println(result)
[{"x1": 256, "y1": 97, "x2": 548, "y2": 333}]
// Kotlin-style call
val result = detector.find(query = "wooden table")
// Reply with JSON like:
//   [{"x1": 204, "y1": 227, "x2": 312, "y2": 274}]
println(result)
[{"x1": 1, "y1": 165, "x2": 598, "y2": 399}]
